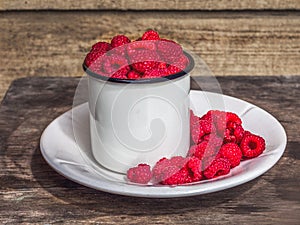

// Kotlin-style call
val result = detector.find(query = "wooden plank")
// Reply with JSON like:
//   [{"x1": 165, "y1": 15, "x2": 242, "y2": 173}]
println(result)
[
  {"x1": 0, "y1": 11, "x2": 300, "y2": 101},
  {"x1": 0, "y1": 0, "x2": 300, "y2": 11},
  {"x1": 0, "y1": 76, "x2": 299, "y2": 224}
]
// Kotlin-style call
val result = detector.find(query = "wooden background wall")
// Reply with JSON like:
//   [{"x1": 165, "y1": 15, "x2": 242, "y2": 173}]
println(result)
[{"x1": 0, "y1": 0, "x2": 300, "y2": 100}]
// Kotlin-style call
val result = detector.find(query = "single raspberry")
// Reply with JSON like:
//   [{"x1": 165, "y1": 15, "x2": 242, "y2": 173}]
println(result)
[
  {"x1": 91, "y1": 41, "x2": 112, "y2": 52},
  {"x1": 186, "y1": 157, "x2": 203, "y2": 182},
  {"x1": 84, "y1": 50, "x2": 105, "y2": 68},
  {"x1": 199, "y1": 119, "x2": 214, "y2": 134},
  {"x1": 127, "y1": 70, "x2": 141, "y2": 79},
  {"x1": 218, "y1": 143, "x2": 242, "y2": 168},
  {"x1": 226, "y1": 112, "x2": 242, "y2": 126},
  {"x1": 110, "y1": 66, "x2": 130, "y2": 79},
  {"x1": 142, "y1": 30, "x2": 160, "y2": 40},
  {"x1": 203, "y1": 158, "x2": 231, "y2": 179},
  {"x1": 102, "y1": 55, "x2": 129, "y2": 75},
  {"x1": 127, "y1": 163, "x2": 152, "y2": 184},
  {"x1": 240, "y1": 134, "x2": 266, "y2": 158},
  {"x1": 111, "y1": 35, "x2": 131, "y2": 48},
  {"x1": 157, "y1": 39, "x2": 183, "y2": 64}
]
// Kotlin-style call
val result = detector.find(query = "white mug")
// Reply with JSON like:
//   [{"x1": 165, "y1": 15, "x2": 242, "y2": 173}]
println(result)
[{"x1": 85, "y1": 52, "x2": 194, "y2": 173}]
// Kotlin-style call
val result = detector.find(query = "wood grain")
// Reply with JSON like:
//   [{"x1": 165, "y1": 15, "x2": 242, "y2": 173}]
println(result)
[
  {"x1": 0, "y1": 11, "x2": 299, "y2": 101},
  {"x1": 0, "y1": 0, "x2": 300, "y2": 10},
  {"x1": 0, "y1": 76, "x2": 299, "y2": 224}
]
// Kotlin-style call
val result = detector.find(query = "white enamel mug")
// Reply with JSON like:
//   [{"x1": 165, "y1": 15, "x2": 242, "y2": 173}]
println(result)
[{"x1": 85, "y1": 52, "x2": 194, "y2": 173}]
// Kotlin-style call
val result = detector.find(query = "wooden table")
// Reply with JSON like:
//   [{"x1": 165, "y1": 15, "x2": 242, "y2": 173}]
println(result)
[{"x1": 0, "y1": 76, "x2": 299, "y2": 224}]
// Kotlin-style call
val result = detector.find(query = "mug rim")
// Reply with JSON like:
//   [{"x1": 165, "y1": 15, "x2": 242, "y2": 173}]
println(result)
[{"x1": 83, "y1": 51, "x2": 194, "y2": 84}]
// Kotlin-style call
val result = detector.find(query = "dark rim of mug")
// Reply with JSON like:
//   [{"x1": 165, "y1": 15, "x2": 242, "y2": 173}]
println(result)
[{"x1": 83, "y1": 51, "x2": 194, "y2": 84}]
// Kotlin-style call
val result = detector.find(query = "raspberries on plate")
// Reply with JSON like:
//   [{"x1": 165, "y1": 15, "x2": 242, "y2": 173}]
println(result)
[
  {"x1": 240, "y1": 133, "x2": 266, "y2": 158},
  {"x1": 127, "y1": 110, "x2": 266, "y2": 185},
  {"x1": 127, "y1": 164, "x2": 152, "y2": 184},
  {"x1": 84, "y1": 30, "x2": 189, "y2": 79}
]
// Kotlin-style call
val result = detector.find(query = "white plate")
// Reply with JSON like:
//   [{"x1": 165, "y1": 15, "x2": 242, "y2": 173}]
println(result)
[{"x1": 40, "y1": 91, "x2": 287, "y2": 198}]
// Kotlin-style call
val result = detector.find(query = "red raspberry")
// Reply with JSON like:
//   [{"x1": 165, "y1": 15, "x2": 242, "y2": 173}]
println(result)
[
  {"x1": 162, "y1": 167, "x2": 190, "y2": 185},
  {"x1": 190, "y1": 110, "x2": 200, "y2": 129},
  {"x1": 91, "y1": 41, "x2": 112, "y2": 52},
  {"x1": 157, "y1": 62, "x2": 168, "y2": 69},
  {"x1": 130, "y1": 50, "x2": 160, "y2": 73},
  {"x1": 157, "y1": 39, "x2": 183, "y2": 64},
  {"x1": 166, "y1": 65, "x2": 182, "y2": 75},
  {"x1": 142, "y1": 30, "x2": 160, "y2": 40},
  {"x1": 152, "y1": 156, "x2": 203, "y2": 185},
  {"x1": 203, "y1": 158, "x2": 231, "y2": 179},
  {"x1": 186, "y1": 157, "x2": 203, "y2": 182},
  {"x1": 127, "y1": 70, "x2": 141, "y2": 79},
  {"x1": 243, "y1": 130, "x2": 253, "y2": 137},
  {"x1": 127, "y1": 41, "x2": 156, "y2": 54},
  {"x1": 108, "y1": 45, "x2": 128, "y2": 57},
  {"x1": 223, "y1": 128, "x2": 237, "y2": 143},
  {"x1": 187, "y1": 141, "x2": 207, "y2": 160},
  {"x1": 201, "y1": 135, "x2": 223, "y2": 169},
  {"x1": 226, "y1": 112, "x2": 242, "y2": 126},
  {"x1": 191, "y1": 126, "x2": 205, "y2": 144},
  {"x1": 127, "y1": 164, "x2": 152, "y2": 184},
  {"x1": 199, "y1": 119, "x2": 214, "y2": 134},
  {"x1": 202, "y1": 111, "x2": 242, "y2": 137},
  {"x1": 203, "y1": 134, "x2": 223, "y2": 151},
  {"x1": 218, "y1": 143, "x2": 242, "y2": 168},
  {"x1": 102, "y1": 55, "x2": 129, "y2": 75},
  {"x1": 170, "y1": 54, "x2": 189, "y2": 71},
  {"x1": 212, "y1": 111, "x2": 227, "y2": 136},
  {"x1": 84, "y1": 51, "x2": 105, "y2": 71},
  {"x1": 233, "y1": 125, "x2": 244, "y2": 143},
  {"x1": 191, "y1": 119, "x2": 214, "y2": 144},
  {"x1": 152, "y1": 156, "x2": 188, "y2": 185},
  {"x1": 240, "y1": 134, "x2": 266, "y2": 158},
  {"x1": 143, "y1": 68, "x2": 168, "y2": 79},
  {"x1": 111, "y1": 35, "x2": 131, "y2": 48},
  {"x1": 169, "y1": 156, "x2": 188, "y2": 168},
  {"x1": 200, "y1": 110, "x2": 220, "y2": 122},
  {"x1": 110, "y1": 66, "x2": 130, "y2": 79}
]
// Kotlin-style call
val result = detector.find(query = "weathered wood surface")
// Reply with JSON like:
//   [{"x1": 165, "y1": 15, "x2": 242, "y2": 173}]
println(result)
[
  {"x1": 0, "y1": 11, "x2": 299, "y2": 101},
  {"x1": 1, "y1": 0, "x2": 300, "y2": 10},
  {"x1": 0, "y1": 76, "x2": 299, "y2": 224}
]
